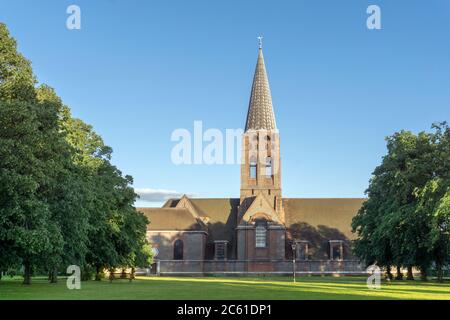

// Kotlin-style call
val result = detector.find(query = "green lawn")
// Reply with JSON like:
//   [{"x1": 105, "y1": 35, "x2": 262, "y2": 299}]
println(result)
[{"x1": 0, "y1": 276, "x2": 449, "y2": 300}]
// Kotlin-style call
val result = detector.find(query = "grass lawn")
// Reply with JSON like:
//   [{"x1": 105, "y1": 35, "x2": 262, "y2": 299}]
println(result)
[{"x1": 0, "y1": 276, "x2": 449, "y2": 300}]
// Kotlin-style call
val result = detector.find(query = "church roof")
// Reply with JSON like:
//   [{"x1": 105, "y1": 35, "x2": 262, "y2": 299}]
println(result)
[
  {"x1": 138, "y1": 197, "x2": 364, "y2": 240},
  {"x1": 161, "y1": 198, "x2": 240, "y2": 243},
  {"x1": 139, "y1": 208, "x2": 206, "y2": 232},
  {"x1": 283, "y1": 198, "x2": 365, "y2": 240},
  {"x1": 245, "y1": 48, "x2": 277, "y2": 131}
]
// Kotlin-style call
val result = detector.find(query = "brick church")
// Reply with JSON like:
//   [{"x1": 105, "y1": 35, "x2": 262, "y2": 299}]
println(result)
[{"x1": 139, "y1": 45, "x2": 366, "y2": 275}]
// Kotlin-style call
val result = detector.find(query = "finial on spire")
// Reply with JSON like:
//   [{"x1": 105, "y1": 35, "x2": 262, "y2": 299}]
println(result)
[
  {"x1": 257, "y1": 36, "x2": 263, "y2": 49},
  {"x1": 245, "y1": 35, "x2": 276, "y2": 131}
]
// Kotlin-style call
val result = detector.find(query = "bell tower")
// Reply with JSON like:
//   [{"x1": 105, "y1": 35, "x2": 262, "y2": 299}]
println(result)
[{"x1": 239, "y1": 42, "x2": 284, "y2": 224}]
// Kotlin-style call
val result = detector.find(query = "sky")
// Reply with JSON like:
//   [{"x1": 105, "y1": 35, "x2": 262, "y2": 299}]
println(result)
[{"x1": 1, "y1": 0, "x2": 449, "y2": 207}]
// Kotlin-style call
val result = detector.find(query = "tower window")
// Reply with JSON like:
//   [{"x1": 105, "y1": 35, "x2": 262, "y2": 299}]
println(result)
[
  {"x1": 248, "y1": 133, "x2": 258, "y2": 153},
  {"x1": 264, "y1": 157, "x2": 272, "y2": 176},
  {"x1": 249, "y1": 157, "x2": 257, "y2": 179},
  {"x1": 255, "y1": 220, "x2": 268, "y2": 248}
]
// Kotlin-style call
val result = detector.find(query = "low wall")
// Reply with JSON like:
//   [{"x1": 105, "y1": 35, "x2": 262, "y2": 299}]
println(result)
[{"x1": 149, "y1": 259, "x2": 366, "y2": 276}]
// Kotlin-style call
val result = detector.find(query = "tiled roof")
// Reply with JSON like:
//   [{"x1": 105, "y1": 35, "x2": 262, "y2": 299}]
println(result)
[
  {"x1": 160, "y1": 198, "x2": 239, "y2": 242},
  {"x1": 190, "y1": 198, "x2": 239, "y2": 242},
  {"x1": 283, "y1": 198, "x2": 366, "y2": 240},
  {"x1": 139, "y1": 197, "x2": 365, "y2": 240},
  {"x1": 139, "y1": 208, "x2": 205, "y2": 231}
]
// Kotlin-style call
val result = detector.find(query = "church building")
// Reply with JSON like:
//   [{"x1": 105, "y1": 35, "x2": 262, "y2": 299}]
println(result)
[{"x1": 139, "y1": 44, "x2": 366, "y2": 275}]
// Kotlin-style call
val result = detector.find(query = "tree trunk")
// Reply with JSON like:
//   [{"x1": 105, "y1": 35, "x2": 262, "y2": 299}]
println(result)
[
  {"x1": 50, "y1": 269, "x2": 58, "y2": 283},
  {"x1": 109, "y1": 268, "x2": 115, "y2": 282},
  {"x1": 395, "y1": 266, "x2": 403, "y2": 280},
  {"x1": 420, "y1": 267, "x2": 428, "y2": 281},
  {"x1": 130, "y1": 267, "x2": 135, "y2": 282},
  {"x1": 23, "y1": 261, "x2": 32, "y2": 285},
  {"x1": 436, "y1": 264, "x2": 444, "y2": 283},
  {"x1": 81, "y1": 266, "x2": 90, "y2": 281},
  {"x1": 95, "y1": 265, "x2": 102, "y2": 281},
  {"x1": 386, "y1": 265, "x2": 393, "y2": 280},
  {"x1": 120, "y1": 268, "x2": 126, "y2": 279},
  {"x1": 406, "y1": 266, "x2": 414, "y2": 280}
]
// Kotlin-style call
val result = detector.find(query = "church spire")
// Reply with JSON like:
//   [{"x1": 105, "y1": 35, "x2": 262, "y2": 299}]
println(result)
[{"x1": 245, "y1": 39, "x2": 277, "y2": 131}]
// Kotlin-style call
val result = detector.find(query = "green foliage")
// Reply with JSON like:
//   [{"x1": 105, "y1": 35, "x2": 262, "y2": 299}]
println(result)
[
  {"x1": 0, "y1": 23, "x2": 35, "y2": 102},
  {"x1": 352, "y1": 123, "x2": 450, "y2": 282},
  {"x1": 0, "y1": 23, "x2": 151, "y2": 284}
]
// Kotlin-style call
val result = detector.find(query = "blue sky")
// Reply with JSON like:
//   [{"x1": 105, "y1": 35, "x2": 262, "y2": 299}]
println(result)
[{"x1": 1, "y1": 0, "x2": 449, "y2": 207}]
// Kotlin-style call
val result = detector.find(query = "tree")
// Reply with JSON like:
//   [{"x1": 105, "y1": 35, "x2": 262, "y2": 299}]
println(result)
[
  {"x1": 35, "y1": 86, "x2": 91, "y2": 283},
  {"x1": 353, "y1": 123, "x2": 450, "y2": 282},
  {"x1": 1, "y1": 22, "x2": 150, "y2": 284},
  {"x1": 0, "y1": 24, "x2": 63, "y2": 284},
  {"x1": 415, "y1": 123, "x2": 450, "y2": 282},
  {"x1": 60, "y1": 109, "x2": 151, "y2": 280}
]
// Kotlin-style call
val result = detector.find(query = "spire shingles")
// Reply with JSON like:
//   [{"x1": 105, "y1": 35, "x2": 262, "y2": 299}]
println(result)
[{"x1": 245, "y1": 48, "x2": 277, "y2": 131}]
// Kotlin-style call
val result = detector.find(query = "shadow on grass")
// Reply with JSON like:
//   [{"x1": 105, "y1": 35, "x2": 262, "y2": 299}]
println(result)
[{"x1": 0, "y1": 276, "x2": 449, "y2": 300}]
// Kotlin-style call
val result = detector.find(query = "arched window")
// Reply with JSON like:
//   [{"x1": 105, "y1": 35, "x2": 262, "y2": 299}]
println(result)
[
  {"x1": 248, "y1": 133, "x2": 258, "y2": 153},
  {"x1": 265, "y1": 157, "x2": 272, "y2": 176},
  {"x1": 173, "y1": 239, "x2": 183, "y2": 260},
  {"x1": 249, "y1": 156, "x2": 257, "y2": 179},
  {"x1": 265, "y1": 135, "x2": 271, "y2": 149},
  {"x1": 255, "y1": 220, "x2": 268, "y2": 248}
]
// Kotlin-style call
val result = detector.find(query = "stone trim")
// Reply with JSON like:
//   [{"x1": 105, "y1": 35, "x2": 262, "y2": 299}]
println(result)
[
  {"x1": 151, "y1": 259, "x2": 366, "y2": 276},
  {"x1": 236, "y1": 225, "x2": 286, "y2": 230},
  {"x1": 158, "y1": 271, "x2": 369, "y2": 275},
  {"x1": 267, "y1": 225, "x2": 286, "y2": 230}
]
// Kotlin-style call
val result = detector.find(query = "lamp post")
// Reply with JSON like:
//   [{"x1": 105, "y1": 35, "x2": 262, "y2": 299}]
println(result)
[{"x1": 291, "y1": 242, "x2": 297, "y2": 283}]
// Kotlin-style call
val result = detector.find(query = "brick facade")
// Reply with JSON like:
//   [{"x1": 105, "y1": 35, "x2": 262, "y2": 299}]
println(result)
[
  {"x1": 140, "y1": 260, "x2": 365, "y2": 276},
  {"x1": 138, "y1": 46, "x2": 367, "y2": 276},
  {"x1": 147, "y1": 231, "x2": 206, "y2": 260}
]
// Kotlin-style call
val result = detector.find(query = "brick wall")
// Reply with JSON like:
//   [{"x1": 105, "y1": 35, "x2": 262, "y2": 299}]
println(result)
[
  {"x1": 237, "y1": 227, "x2": 285, "y2": 260},
  {"x1": 147, "y1": 231, "x2": 206, "y2": 260},
  {"x1": 155, "y1": 259, "x2": 366, "y2": 276}
]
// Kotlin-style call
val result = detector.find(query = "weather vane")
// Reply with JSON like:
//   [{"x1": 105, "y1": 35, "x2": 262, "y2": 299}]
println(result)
[{"x1": 257, "y1": 36, "x2": 263, "y2": 49}]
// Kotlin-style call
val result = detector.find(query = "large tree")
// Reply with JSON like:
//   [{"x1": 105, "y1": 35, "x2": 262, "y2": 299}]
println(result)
[
  {"x1": 60, "y1": 105, "x2": 151, "y2": 280},
  {"x1": 415, "y1": 123, "x2": 450, "y2": 282},
  {"x1": 0, "y1": 23, "x2": 64, "y2": 284},
  {"x1": 352, "y1": 123, "x2": 450, "y2": 281},
  {"x1": 0, "y1": 22, "x2": 151, "y2": 284}
]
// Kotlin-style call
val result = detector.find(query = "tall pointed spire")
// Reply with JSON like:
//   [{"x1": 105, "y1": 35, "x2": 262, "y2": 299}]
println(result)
[{"x1": 245, "y1": 41, "x2": 277, "y2": 131}]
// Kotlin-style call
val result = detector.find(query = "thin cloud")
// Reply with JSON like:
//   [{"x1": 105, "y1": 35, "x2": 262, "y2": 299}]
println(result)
[{"x1": 135, "y1": 188, "x2": 197, "y2": 203}]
